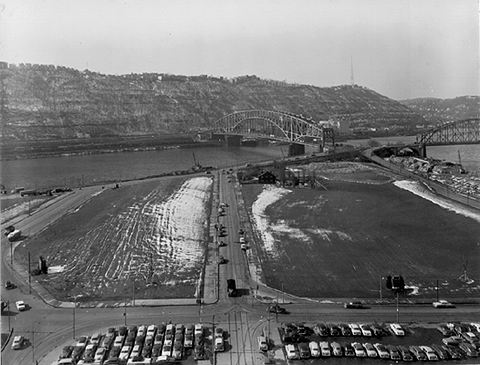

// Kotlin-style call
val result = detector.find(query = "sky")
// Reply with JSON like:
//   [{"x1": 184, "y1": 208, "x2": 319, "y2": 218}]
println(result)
[{"x1": 0, "y1": 0, "x2": 478, "y2": 100}]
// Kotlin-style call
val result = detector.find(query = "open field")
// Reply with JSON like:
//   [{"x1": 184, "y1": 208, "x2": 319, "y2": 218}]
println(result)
[
  {"x1": 243, "y1": 162, "x2": 480, "y2": 301},
  {"x1": 15, "y1": 176, "x2": 213, "y2": 302}
]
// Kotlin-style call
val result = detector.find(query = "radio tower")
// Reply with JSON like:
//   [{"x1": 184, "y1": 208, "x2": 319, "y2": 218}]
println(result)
[{"x1": 350, "y1": 56, "x2": 355, "y2": 85}]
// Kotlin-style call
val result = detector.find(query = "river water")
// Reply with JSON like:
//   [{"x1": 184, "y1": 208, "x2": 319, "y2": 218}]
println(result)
[{"x1": 0, "y1": 139, "x2": 478, "y2": 191}]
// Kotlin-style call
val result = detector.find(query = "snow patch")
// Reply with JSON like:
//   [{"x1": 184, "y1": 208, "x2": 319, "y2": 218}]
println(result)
[{"x1": 393, "y1": 180, "x2": 480, "y2": 223}]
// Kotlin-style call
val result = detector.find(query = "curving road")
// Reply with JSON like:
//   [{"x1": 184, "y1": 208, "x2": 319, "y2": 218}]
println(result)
[{"x1": 1, "y1": 175, "x2": 479, "y2": 365}]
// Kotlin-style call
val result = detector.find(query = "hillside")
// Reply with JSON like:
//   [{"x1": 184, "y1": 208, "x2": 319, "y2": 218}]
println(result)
[
  {"x1": 400, "y1": 96, "x2": 480, "y2": 125},
  {"x1": 0, "y1": 63, "x2": 426, "y2": 141}
]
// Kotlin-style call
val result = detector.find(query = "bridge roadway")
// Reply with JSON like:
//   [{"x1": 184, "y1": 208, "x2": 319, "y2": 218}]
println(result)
[{"x1": 2, "y1": 173, "x2": 480, "y2": 365}]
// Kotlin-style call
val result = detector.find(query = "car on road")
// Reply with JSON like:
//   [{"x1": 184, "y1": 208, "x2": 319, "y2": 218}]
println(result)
[
  {"x1": 344, "y1": 301, "x2": 368, "y2": 309},
  {"x1": 373, "y1": 343, "x2": 390, "y2": 359},
  {"x1": 15, "y1": 300, "x2": 26, "y2": 311},
  {"x1": 238, "y1": 228, "x2": 244, "y2": 235},
  {"x1": 363, "y1": 342, "x2": 377, "y2": 357},
  {"x1": 433, "y1": 299, "x2": 455, "y2": 308},
  {"x1": 389, "y1": 323, "x2": 405, "y2": 336},
  {"x1": 5, "y1": 281, "x2": 15, "y2": 290},
  {"x1": 218, "y1": 256, "x2": 228, "y2": 264},
  {"x1": 309, "y1": 341, "x2": 320, "y2": 357},
  {"x1": 351, "y1": 342, "x2": 366, "y2": 357},
  {"x1": 241, "y1": 243, "x2": 248, "y2": 250},
  {"x1": 11, "y1": 335, "x2": 24, "y2": 350},
  {"x1": 267, "y1": 304, "x2": 287, "y2": 314},
  {"x1": 218, "y1": 240, "x2": 227, "y2": 247}
]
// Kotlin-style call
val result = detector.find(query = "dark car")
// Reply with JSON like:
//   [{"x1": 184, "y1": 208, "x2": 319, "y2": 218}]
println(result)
[
  {"x1": 108, "y1": 346, "x2": 121, "y2": 360},
  {"x1": 338, "y1": 324, "x2": 352, "y2": 336},
  {"x1": 442, "y1": 345, "x2": 463, "y2": 359},
  {"x1": 314, "y1": 323, "x2": 329, "y2": 337},
  {"x1": 397, "y1": 345, "x2": 414, "y2": 361},
  {"x1": 125, "y1": 333, "x2": 135, "y2": 346},
  {"x1": 152, "y1": 343, "x2": 162, "y2": 357},
  {"x1": 370, "y1": 323, "x2": 385, "y2": 337},
  {"x1": 4, "y1": 281, "x2": 15, "y2": 290},
  {"x1": 437, "y1": 324, "x2": 454, "y2": 336},
  {"x1": 459, "y1": 342, "x2": 479, "y2": 357},
  {"x1": 386, "y1": 345, "x2": 401, "y2": 361},
  {"x1": 194, "y1": 344, "x2": 205, "y2": 360},
  {"x1": 118, "y1": 326, "x2": 127, "y2": 336},
  {"x1": 431, "y1": 344, "x2": 450, "y2": 360},
  {"x1": 298, "y1": 342, "x2": 310, "y2": 359},
  {"x1": 343, "y1": 343, "x2": 355, "y2": 357},
  {"x1": 58, "y1": 345, "x2": 74, "y2": 359},
  {"x1": 135, "y1": 335, "x2": 145, "y2": 346},
  {"x1": 344, "y1": 301, "x2": 368, "y2": 309},
  {"x1": 409, "y1": 345, "x2": 427, "y2": 361},
  {"x1": 328, "y1": 324, "x2": 341, "y2": 336},
  {"x1": 71, "y1": 345, "x2": 85, "y2": 360},
  {"x1": 142, "y1": 345, "x2": 152, "y2": 358},
  {"x1": 267, "y1": 304, "x2": 287, "y2": 314}
]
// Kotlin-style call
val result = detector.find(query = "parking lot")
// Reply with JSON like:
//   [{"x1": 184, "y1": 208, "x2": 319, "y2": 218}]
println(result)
[{"x1": 276, "y1": 321, "x2": 480, "y2": 364}]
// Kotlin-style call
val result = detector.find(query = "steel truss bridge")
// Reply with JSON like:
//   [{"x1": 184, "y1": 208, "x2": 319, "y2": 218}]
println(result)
[
  {"x1": 212, "y1": 109, "x2": 334, "y2": 146},
  {"x1": 416, "y1": 118, "x2": 480, "y2": 146}
]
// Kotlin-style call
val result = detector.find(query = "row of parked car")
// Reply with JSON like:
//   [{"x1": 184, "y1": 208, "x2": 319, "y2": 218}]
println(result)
[
  {"x1": 284, "y1": 341, "x2": 475, "y2": 361},
  {"x1": 57, "y1": 323, "x2": 211, "y2": 364},
  {"x1": 282, "y1": 322, "x2": 404, "y2": 342}
]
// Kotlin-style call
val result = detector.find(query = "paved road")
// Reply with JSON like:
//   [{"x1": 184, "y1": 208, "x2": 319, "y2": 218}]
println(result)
[{"x1": 1, "y1": 174, "x2": 479, "y2": 365}]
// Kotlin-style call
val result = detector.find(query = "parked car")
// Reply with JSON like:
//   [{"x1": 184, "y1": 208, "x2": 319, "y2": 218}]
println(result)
[
  {"x1": 214, "y1": 327, "x2": 223, "y2": 339},
  {"x1": 94, "y1": 347, "x2": 107, "y2": 363},
  {"x1": 147, "y1": 324, "x2": 157, "y2": 337},
  {"x1": 309, "y1": 341, "x2": 320, "y2": 357},
  {"x1": 338, "y1": 323, "x2": 352, "y2": 336},
  {"x1": 214, "y1": 337, "x2": 224, "y2": 352},
  {"x1": 258, "y1": 336, "x2": 268, "y2": 351},
  {"x1": 397, "y1": 345, "x2": 414, "y2": 361},
  {"x1": 83, "y1": 344, "x2": 97, "y2": 362},
  {"x1": 118, "y1": 345, "x2": 131, "y2": 361},
  {"x1": 431, "y1": 344, "x2": 449, "y2": 360},
  {"x1": 319, "y1": 341, "x2": 331, "y2": 357},
  {"x1": 462, "y1": 331, "x2": 479, "y2": 344},
  {"x1": 459, "y1": 342, "x2": 479, "y2": 357},
  {"x1": 372, "y1": 343, "x2": 389, "y2": 359},
  {"x1": 285, "y1": 344, "x2": 298, "y2": 360},
  {"x1": 194, "y1": 324, "x2": 203, "y2": 337},
  {"x1": 363, "y1": 342, "x2": 377, "y2": 357},
  {"x1": 15, "y1": 300, "x2": 26, "y2": 311},
  {"x1": 420, "y1": 346, "x2": 439, "y2": 361},
  {"x1": 11, "y1": 335, "x2": 24, "y2": 350},
  {"x1": 328, "y1": 324, "x2": 341, "y2": 336},
  {"x1": 442, "y1": 345, "x2": 463, "y2": 359},
  {"x1": 360, "y1": 324, "x2": 372, "y2": 336},
  {"x1": 173, "y1": 341, "x2": 183, "y2": 359},
  {"x1": 437, "y1": 324, "x2": 455, "y2": 336},
  {"x1": 349, "y1": 323, "x2": 362, "y2": 336},
  {"x1": 298, "y1": 342, "x2": 310, "y2": 359},
  {"x1": 71, "y1": 345, "x2": 85, "y2": 360},
  {"x1": 331, "y1": 341, "x2": 343, "y2": 356},
  {"x1": 370, "y1": 323, "x2": 384, "y2": 337},
  {"x1": 352, "y1": 342, "x2": 366, "y2": 357},
  {"x1": 152, "y1": 344, "x2": 162, "y2": 358},
  {"x1": 113, "y1": 335, "x2": 125, "y2": 348},
  {"x1": 343, "y1": 343, "x2": 355, "y2": 357},
  {"x1": 442, "y1": 335, "x2": 463, "y2": 346},
  {"x1": 389, "y1": 323, "x2": 405, "y2": 336},
  {"x1": 184, "y1": 334, "x2": 193, "y2": 348},
  {"x1": 433, "y1": 299, "x2": 455, "y2": 308},
  {"x1": 194, "y1": 344, "x2": 205, "y2": 360},
  {"x1": 161, "y1": 343, "x2": 172, "y2": 357},
  {"x1": 59, "y1": 345, "x2": 74, "y2": 359},
  {"x1": 409, "y1": 345, "x2": 427, "y2": 361},
  {"x1": 386, "y1": 344, "x2": 402, "y2": 361}
]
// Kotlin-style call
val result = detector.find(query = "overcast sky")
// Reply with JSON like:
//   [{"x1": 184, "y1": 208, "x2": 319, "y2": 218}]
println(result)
[{"x1": 0, "y1": 0, "x2": 478, "y2": 100}]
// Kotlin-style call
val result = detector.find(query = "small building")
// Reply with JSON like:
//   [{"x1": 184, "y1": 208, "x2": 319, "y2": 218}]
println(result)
[{"x1": 258, "y1": 171, "x2": 276, "y2": 184}]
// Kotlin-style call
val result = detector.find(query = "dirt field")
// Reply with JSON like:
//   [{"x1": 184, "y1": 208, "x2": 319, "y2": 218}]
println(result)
[
  {"x1": 15, "y1": 176, "x2": 213, "y2": 302},
  {"x1": 243, "y1": 162, "x2": 480, "y2": 301}
]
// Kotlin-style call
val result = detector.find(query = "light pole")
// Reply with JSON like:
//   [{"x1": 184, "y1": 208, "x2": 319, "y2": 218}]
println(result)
[
  {"x1": 396, "y1": 291, "x2": 399, "y2": 323},
  {"x1": 73, "y1": 295, "x2": 77, "y2": 339}
]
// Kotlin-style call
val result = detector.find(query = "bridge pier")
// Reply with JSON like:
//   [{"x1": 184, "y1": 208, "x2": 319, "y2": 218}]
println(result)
[
  {"x1": 225, "y1": 135, "x2": 242, "y2": 147},
  {"x1": 288, "y1": 143, "x2": 305, "y2": 156}
]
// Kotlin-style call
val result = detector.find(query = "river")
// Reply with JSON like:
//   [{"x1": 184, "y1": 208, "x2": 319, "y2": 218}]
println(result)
[{"x1": 0, "y1": 139, "x2": 478, "y2": 191}]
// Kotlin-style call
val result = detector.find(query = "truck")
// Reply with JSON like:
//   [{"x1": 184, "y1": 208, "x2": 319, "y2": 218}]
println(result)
[
  {"x1": 227, "y1": 279, "x2": 237, "y2": 297},
  {"x1": 7, "y1": 229, "x2": 21, "y2": 242}
]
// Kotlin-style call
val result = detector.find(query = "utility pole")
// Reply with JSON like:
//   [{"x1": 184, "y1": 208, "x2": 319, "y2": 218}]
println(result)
[
  {"x1": 28, "y1": 252, "x2": 31, "y2": 294},
  {"x1": 396, "y1": 291, "x2": 399, "y2": 323},
  {"x1": 73, "y1": 296, "x2": 76, "y2": 339}
]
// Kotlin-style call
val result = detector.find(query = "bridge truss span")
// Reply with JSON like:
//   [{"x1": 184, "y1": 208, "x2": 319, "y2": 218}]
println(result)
[
  {"x1": 213, "y1": 109, "x2": 327, "y2": 146},
  {"x1": 416, "y1": 118, "x2": 480, "y2": 146}
]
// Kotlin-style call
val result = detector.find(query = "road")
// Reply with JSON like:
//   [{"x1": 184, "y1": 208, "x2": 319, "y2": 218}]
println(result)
[{"x1": 1, "y1": 173, "x2": 479, "y2": 365}]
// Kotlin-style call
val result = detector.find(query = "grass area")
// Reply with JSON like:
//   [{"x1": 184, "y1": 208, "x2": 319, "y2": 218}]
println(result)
[
  {"x1": 242, "y1": 165, "x2": 480, "y2": 300},
  {"x1": 15, "y1": 176, "x2": 210, "y2": 302}
]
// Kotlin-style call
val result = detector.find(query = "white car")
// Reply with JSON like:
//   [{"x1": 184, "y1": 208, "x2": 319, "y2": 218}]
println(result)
[
  {"x1": 309, "y1": 341, "x2": 320, "y2": 357},
  {"x1": 137, "y1": 325, "x2": 147, "y2": 337},
  {"x1": 433, "y1": 299, "x2": 455, "y2": 308},
  {"x1": 331, "y1": 341, "x2": 343, "y2": 357},
  {"x1": 11, "y1": 335, "x2": 24, "y2": 350},
  {"x1": 360, "y1": 324, "x2": 372, "y2": 336},
  {"x1": 89, "y1": 333, "x2": 101, "y2": 345},
  {"x1": 420, "y1": 346, "x2": 438, "y2": 361},
  {"x1": 194, "y1": 324, "x2": 203, "y2": 337},
  {"x1": 373, "y1": 343, "x2": 390, "y2": 359},
  {"x1": 130, "y1": 344, "x2": 141, "y2": 359},
  {"x1": 147, "y1": 324, "x2": 157, "y2": 337},
  {"x1": 390, "y1": 323, "x2": 405, "y2": 336},
  {"x1": 349, "y1": 323, "x2": 362, "y2": 336},
  {"x1": 214, "y1": 337, "x2": 224, "y2": 352},
  {"x1": 15, "y1": 300, "x2": 26, "y2": 311},
  {"x1": 319, "y1": 341, "x2": 331, "y2": 357},
  {"x1": 94, "y1": 347, "x2": 107, "y2": 362},
  {"x1": 119, "y1": 345, "x2": 131, "y2": 361},
  {"x1": 113, "y1": 335, "x2": 125, "y2": 348},
  {"x1": 363, "y1": 342, "x2": 377, "y2": 357},
  {"x1": 352, "y1": 342, "x2": 366, "y2": 357},
  {"x1": 285, "y1": 344, "x2": 298, "y2": 360},
  {"x1": 258, "y1": 336, "x2": 268, "y2": 351}
]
